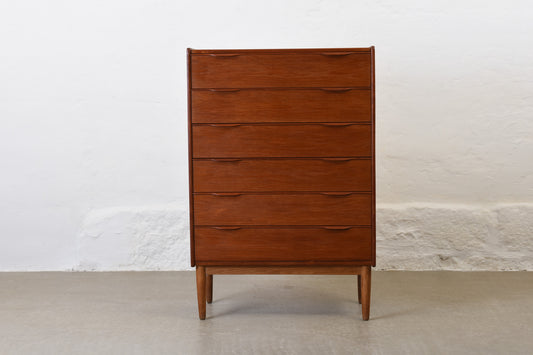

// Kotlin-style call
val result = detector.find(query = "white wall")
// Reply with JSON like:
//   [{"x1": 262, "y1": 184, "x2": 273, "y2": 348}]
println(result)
[{"x1": 1, "y1": 1, "x2": 532, "y2": 271}]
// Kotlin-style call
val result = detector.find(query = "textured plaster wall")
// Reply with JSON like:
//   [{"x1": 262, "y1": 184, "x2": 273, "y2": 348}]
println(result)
[{"x1": 1, "y1": 1, "x2": 532, "y2": 271}]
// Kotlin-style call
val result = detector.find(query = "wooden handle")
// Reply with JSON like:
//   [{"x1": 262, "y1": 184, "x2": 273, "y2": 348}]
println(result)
[
  {"x1": 209, "y1": 159, "x2": 242, "y2": 162},
  {"x1": 212, "y1": 226, "x2": 242, "y2": 230},
  {"x1": 320, "y1": 88, "x2": 352, "y2": 92},
  {"x1": 209, "y1": 53, "x2": 240, "y2": 57},
  {"x1": 211, "y1": 193, "x2": 242, "y2": 197},
  {"x1": 208, "y1": 88, "x2": 241, "y2": 92},
  {"x1": 208, "y1": 124, "x2": 241, "y2": 127},
  {"x1": 320, "y1": 158, "x2": 356, "y2": 162},
  {"x1": 320, "y1": 52, "x2": 355, "y2": 56},
  {"x1": 321, "y1": 226, "x2": 353, "y2": 230},
  {"x1": 320, "y1": 192, "x2": 354, "y2": 197},
  {"x1": 320, "y1": 123, "x2": 355, "y2": 127}
]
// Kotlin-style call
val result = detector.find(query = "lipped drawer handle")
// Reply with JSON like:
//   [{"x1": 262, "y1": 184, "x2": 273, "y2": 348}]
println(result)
[
  {"x1": 320, "y1": 192, "x2": 354, "y2": 197},
  {"x1": 320, "y1": 88, "x2": 352, "y2": 92},
  {"x1": 209, "y1": 159, "x2": 242, "y2": 162},
  {"x1": 320, "y1": 52, "x2": 355, "y2": 56},
  {"x1": 208, "y1": 89, "x2": 241, "y2": 92},
  {"x1": 321, "y1": 226, "x2": 353, "y2": 230},
  {"x1": 212, "y1": 226, "x2": 242, "y2": 230},
  {"x1": 209, "y1": 54, "x2": 240, "y2": 57},
  {"x1": 211, "y1": 193, "x2": 242, "y2": 197},
  {"x1": 320, "y1": 123, "x2": 355, "y2": 127},
  {"x1": 208, "y1": 124, "x2": 242, "y2": 127},
  {"x1": 320, "y1": 158, "x2": 356, "y2": 162}
]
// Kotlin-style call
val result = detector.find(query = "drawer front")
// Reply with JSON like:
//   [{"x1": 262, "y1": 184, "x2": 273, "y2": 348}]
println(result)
[
  {"x1": 193, "y1": 158, "x2": 371, "y2": 192},
  {"x1": 192, "y1": 124, "x2": 371, "y2": 158},
  {"x1": 194, "y1": 193, "x2": 372, "y2": 226},
  {"x1": 192, "y1": 89, "x2": 371, "y2": 123},
  {"x1": 195, "y1": 227, "x2": 372, "y2": 262},
  {"x1": 191, "y1": 53, "x2": 371, "y2": 88}
]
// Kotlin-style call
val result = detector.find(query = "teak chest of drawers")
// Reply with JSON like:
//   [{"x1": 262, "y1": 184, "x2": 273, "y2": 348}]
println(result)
[{"x1": 187, "y1": 47, "x2": 375, "y2": 320}]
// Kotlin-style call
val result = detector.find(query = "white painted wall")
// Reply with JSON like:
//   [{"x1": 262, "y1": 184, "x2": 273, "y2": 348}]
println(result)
[{"x1": 1, "y1": 1, "x2": 532, "y2": 271}]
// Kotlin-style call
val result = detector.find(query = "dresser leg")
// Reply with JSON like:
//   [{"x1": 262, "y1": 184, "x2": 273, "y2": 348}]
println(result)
[
  {"x1": 357, "y1": 274, "x2": 362, "y2": 304},
  {"x1": 361, "y1": 266, "x2": 371, "y2": 321},
  {"x1": 196, "y1": 266, "x2": 206, "y2": 320},
  {"x1": 206, "y1": 274, "x2": 213, "y2": 304}
]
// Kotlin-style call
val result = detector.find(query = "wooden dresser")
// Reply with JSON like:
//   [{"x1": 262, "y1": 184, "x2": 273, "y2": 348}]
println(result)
[{"x1": 187, "y1": 47, "x2": 375, "y2": 320}]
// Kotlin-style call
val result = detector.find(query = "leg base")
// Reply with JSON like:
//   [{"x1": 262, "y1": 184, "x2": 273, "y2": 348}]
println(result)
[
  {"x1": 361, "y1": 266, "x2": 371, "y2": 321},
  {"x1": 206, "y1": 274, "x2": 213, "y2": 304},
  {"x1": 196, "y1": 266, "x2": 206, "y2": 320},
  {"x1": 195, "y1": 265, "x2": 372, "y2": 320}
]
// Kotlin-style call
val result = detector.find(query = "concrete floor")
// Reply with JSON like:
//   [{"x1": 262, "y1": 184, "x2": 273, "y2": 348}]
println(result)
[{"x1": 0, "y1": 272, "x2": 532, "y2": 355}]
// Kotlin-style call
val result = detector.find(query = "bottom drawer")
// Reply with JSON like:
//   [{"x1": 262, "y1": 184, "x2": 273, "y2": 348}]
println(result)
[{"x1": 195, "y1": 227, "x2": 372, "y2": 262}]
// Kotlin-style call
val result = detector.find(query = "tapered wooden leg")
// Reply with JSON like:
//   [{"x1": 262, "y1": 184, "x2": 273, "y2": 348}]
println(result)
[
  {"x1": 357, "y1": 274, "x2": 362, "y2": 304},
  {"x1": 361, "y1": 266, "x2": 371, "y2": 321},
  {"x1": 196, "y1": 266, "x2": 206, "y2": 320},
  {"x1": 206, "y1": 274, "x2": 213, "y2": 304}
]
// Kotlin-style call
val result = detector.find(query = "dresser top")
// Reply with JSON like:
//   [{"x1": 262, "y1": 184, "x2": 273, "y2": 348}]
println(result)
[{"x1": 189, "y1": 47, "x2": 373, "y2": 55}]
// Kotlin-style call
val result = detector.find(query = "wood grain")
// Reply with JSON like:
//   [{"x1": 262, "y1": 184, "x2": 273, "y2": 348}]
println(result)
[
  {"x1": 361, "y1": 266, "x2": 371, "y2": 320},
  {"x1": 371, "y1": 46, "x2": 376, "y2": 267},
  {"x1": 192, "y1": 89, "x2": 371, "y2": 123},
  {"x1": 192, "y1": 124, "x2": 371, "y2": 158},
  {"x1": 197, "y1": 260, "x2": 373, "y2": 266},
  {"x1": 191, "y1": 53, "x2": 371, "y2": 88},
  {"x1": 196, "y1": 266, "x2": 206, "y2": 320},
  {"x1": 194, "y1": 193, "x2": 372, "y2": 226},
  {"x1": 195, "y1": 227, "x2": 372, "y2": 262},
  {"x1": 188, "y1": 47, "x2": 375, "y2": 320},
  {"x1": 187, "y1": 48, "x2": 196, "y2": 267},
  {"x1": 204, "y1": 266, "x2": 365, "y2": 275},
  {"x1": 193, "y1": 158, "x2": 372, "y2": 192},
  {"x1": 206, "y1": 274, "x2": 213, "y2": 304}
]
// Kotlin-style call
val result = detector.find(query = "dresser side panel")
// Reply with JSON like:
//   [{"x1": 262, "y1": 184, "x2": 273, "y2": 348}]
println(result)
[{"x1": 187, "y1": 48, "x2": 196, "y2": 266}]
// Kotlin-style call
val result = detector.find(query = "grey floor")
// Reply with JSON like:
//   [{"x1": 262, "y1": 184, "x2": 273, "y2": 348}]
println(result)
[{"x1": 1, "y1": 272, "x2": 532, "y2": 354}]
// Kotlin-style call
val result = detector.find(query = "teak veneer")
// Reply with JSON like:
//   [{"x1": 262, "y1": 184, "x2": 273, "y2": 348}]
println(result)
[{"x1": 187, "y1": 47, "x2": 376, "y2": 320}]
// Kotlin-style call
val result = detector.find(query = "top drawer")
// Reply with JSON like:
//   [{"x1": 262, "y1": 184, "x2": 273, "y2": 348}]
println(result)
[{"x1": 191, "y1": 52, "x2": 371, "y2": 88}]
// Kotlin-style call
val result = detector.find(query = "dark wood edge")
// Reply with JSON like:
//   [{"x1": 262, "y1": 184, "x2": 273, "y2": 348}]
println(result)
[
  {"x1": 197, "y1": 261, "x2": 373, "y2": 266},
  {"x1": 194, "y1": 191, "x2": 372, "y2": 195},
  {"x1": 194, "y1": 190, "x2": 372, "y2": 196},
  {"x1": 370, "y1": 46, "x2": 376, "y2": 267},
  {"x1": 205, "y1": 266, "x2": 366, "y2": 275},
  {"x1": 192, "y1": 87, "x2": 371, "y2": 91},
  {"x1": 194, "y1": 225, "x2": 372, "y2": 229},
  {"x1": 189, "y1": 47, "x2": 372, "y2": 55},
  {"x1": 187, "y1": 48, "x2": 196, "y2": 267},
  {"x1": 193, "y1": 157, "x2": 372, "y2": 161},
  {"x1": 192, "y1": 122, "x2": 372, "y2": 126}
]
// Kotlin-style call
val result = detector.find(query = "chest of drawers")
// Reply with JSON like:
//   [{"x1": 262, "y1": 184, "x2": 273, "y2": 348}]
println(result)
[{"x1": 187, "y1": 47, "x2": 375, "y2": 320}]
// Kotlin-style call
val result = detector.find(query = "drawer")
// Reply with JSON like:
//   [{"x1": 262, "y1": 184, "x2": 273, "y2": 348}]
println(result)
[
  {"x1": 191, "y1": 52, "x2": 371, "y2": 88},
  {"x1": 191, "y1": 88, "x2": 371, "y2": 123},
  {"x1": 193, "y1": 158, "x2": 371, "y2": 192},
  {"x1": 194, "y1": 193, "x2": 372, "y2": 226},
  {"x1": 192, "y1": 123, "x2": 371, "y2": 158},
  {"x1": 195, "y1": 227, "x2": 372, "y2": 262}
]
